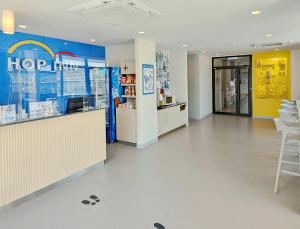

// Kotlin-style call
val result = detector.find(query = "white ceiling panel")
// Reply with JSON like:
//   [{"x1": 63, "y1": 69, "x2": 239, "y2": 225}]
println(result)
[{"x1": 0, "y1": 0, "x2": 299, "y2": 55}]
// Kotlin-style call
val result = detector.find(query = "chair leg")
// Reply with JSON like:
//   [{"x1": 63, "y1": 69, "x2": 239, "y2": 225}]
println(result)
[
  {"x1": 274, "y1": 134, "x2": 287, "y2": 194},
  {"x1": 298, "y1": 150, "x2": 300, "y2": 174}
]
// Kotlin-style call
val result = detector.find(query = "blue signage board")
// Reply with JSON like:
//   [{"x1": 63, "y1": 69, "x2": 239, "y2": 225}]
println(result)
[{"x1": 0, "y1": 31, "x2": 106, "y2": 116}]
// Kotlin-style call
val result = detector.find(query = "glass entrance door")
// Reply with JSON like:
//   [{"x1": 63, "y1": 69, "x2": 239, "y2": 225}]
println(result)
[
  {"x1": 214, "y1": 69, "x2": 238, "y2": 113},
  {"x1": 239, "y1": 68, "x2": 250, "y2": 115},
  {"x1": 212, "y1": 55, "x2": 252, "y2": 116}
]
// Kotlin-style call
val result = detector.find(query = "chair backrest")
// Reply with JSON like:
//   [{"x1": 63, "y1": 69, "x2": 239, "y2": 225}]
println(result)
[
  {"x1": 281, "y1": 100, "x2": 296, "y2": 105},
  {"x1": 279, "y1": 108, "x2": 298, "y2": 117},
  {"x1": 274, "y1": 118, "x2": 300, "y2": 135},
  {"x1": 278, "y1": 109, "x2": 299, "y2": 125},
  {"x1": 281, "y1": 104, "x2": 297, "y2": 111}
]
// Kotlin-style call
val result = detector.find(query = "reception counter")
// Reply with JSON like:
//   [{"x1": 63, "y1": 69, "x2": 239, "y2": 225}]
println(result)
[
  {"x1": 0, "y1": 109, "x2": 106, "y2": 208},
  {"x1": 158, "y1": 103, "x2": 187, "y2": 136}
]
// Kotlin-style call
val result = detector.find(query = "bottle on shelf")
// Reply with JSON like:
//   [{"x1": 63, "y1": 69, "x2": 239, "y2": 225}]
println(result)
[{"x1": 119, "y1": 73, "x2": 136, "y2": 109}]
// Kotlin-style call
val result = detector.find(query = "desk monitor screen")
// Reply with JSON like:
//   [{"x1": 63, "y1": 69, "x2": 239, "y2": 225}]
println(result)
[{"x1": 67, "y1": 97, "x2": 84, "y2": 114}]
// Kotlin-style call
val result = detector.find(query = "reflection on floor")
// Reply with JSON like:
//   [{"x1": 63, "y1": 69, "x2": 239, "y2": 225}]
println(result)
[{"x1": 1, "y1": 115, "x2": 300, "y2": 229}]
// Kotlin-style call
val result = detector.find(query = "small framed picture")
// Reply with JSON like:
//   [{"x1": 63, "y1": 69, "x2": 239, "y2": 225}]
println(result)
[{"x1": 142, "y1": 64, "x2": 154, "y2": 95}]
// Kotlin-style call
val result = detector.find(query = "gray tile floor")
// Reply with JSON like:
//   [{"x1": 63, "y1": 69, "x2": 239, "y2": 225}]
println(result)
[{"x1": 1, "y1": 115, "x2": 300, "y2": 229}]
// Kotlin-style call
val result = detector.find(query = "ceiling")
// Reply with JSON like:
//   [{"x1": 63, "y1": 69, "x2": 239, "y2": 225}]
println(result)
[{"x1": 1, "y1": 0, "x2": 300, "y2": 56}]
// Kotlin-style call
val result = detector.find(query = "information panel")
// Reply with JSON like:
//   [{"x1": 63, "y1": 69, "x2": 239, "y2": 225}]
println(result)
[{"x1": 0, "y1": 31, "x2": 106, "y2": 124}]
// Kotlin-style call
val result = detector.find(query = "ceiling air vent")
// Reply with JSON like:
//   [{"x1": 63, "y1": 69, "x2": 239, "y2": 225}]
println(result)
[
  {"x1": 251, "y1": 42, "x2": 290, "y2": 48},
  {"x1": 261, "y1": 42, "x2": 284, "y2": 47},
  {"x1": 67, "y1": 0, "x2": 163, "y2": 25}
]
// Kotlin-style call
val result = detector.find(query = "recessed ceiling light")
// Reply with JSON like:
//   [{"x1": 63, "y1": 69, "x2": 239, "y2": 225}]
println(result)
[
  {"x1": 251, "y1": 11, "x2": 261, "y2": 15},
  {"x1": 90, "y1": 39, "x2": 96, "y2": 42},
  {"x1": 182, "y1": 44, "x2": 188, "y2": 47},
  {"x1": 2, "y1": 10, "x2": 15, "y2": 34},
  {"x1": 18, "y1": 25, "x2": 27, "y2": 29},
  {"x1": 265, "y1": 34, "x2": 273, "y2": 37},
  {"x1": 138, "y1": 31, "x2": 145, "y2": 34}
]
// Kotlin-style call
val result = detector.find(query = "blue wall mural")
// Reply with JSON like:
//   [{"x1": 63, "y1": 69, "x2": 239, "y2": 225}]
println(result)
[{"x1": 0, "y1": 31, "x2": 106, "y2": 115}]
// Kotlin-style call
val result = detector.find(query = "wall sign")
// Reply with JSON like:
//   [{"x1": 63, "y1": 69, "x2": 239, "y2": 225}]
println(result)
[
  {"x1": 252, "y1": 50, "x2": 291, "y2": 118},
  {"x1": 0, "y1": 31, "x2": 106, "y2": 113},
  {"x1": 142, "y1": 64, "x2": 154, "y2": 95},
  {"x1": 7, "y1": 40, "x2": 81, "y2": 72},
  {"x1": 254, "y1": 57, "x2": 288, "y2": 99},
  {"x1": 156, "y1": 50, "x2": 170, "y2": 94}
]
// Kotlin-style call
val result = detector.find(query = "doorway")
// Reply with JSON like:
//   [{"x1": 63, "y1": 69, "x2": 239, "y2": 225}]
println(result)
[{"x1": 212, "y1": 55, "x2": 252, "y2": 117}]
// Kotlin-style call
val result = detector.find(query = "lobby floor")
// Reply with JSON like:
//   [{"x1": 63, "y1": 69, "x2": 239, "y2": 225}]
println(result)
[{"x1": 1, "y1": 115, "x2": 300, "y2": 229}]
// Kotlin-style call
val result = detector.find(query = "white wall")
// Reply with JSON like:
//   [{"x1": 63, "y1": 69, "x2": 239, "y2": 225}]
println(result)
[
  {"x1": 170, "y1": 48, "x2": 188, "y2": 124},
  {"x1": 291, "y1": 49, "x2": 300, "y2": 100},
  {"x1": 199, "y1": 54, "x2": 213, "y2": 119},
  {"x1": 106, "y1": 42, "x2": 135, "y2": 67},
  {"x1": 187, "y1": 53, "x2": 212, "y2": 120},
  {"x1": 187, "y1": 54, "x2": 200, "y2": 119},
  {"x1": 169, "y1": 48, "x2": 188, "y2": 105},
  {"x1": 135, "y1": 38, "x2": 158, "y2": 148}
]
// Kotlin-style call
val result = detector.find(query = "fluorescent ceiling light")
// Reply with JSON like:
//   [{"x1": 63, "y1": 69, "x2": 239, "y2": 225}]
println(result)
[
  {"x1": 2, "y1": 10, "x2": 15, "y2": 34},
  {"x1": 18, "y1": 24, "x2": 27, "y2": 29},
  {"x1": 265, "y1": 34, "x2": 273, "y2": 37},
  {"x1": 90, "y1": 39, "x2": 96, "y2": 42},
  {"x1": 182, "y1": 44, "x2": 188, "y2": 47},
  {"x1": 138, "y1": 31, "x2": 145, "y2": 34},
  {"x1": 251, "y1": 11, "x2": 261, "y2": 15}
]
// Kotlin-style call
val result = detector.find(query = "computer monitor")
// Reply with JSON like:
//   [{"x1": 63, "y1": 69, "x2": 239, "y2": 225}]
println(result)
[{"x1": 67, "y1": 97, "x2": 85, "y2": 114}]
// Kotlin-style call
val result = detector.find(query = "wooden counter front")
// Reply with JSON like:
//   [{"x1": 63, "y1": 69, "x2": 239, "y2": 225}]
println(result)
[{"x1": 0, "y1": 109, "x2": 106, "y2": 208}]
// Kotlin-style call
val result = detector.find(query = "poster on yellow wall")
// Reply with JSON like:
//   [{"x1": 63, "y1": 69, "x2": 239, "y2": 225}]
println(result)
[
  {"x1": 255, "y1": 57, "x2": 288, "y2": 99},
  {"x1": 252, "y1": 50, "x2": 290, "y2": 118}
]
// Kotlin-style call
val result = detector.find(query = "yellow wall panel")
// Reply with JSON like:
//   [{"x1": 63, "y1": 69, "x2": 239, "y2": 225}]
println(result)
[{"x1": 252, "y1": 50, "x2": 291, "y2": 117}]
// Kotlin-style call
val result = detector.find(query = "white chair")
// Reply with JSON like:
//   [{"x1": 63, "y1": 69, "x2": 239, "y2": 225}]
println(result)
[
  {"x1": 281, "y1": 100, "x2": 296, "y2": 106},
  {"x1": 278, "y1": 107, "x2": 299, "y2": 153},
  {"x1": 278, "y1": 111, "x2": 298, "y2": 128},
  {"x1": 281, "y1": 104, "x2": 297, "y2": 112},
  {"x1": 273, "y1": 118, "x2": 300, "y2": 194},
  {"x1": 274, "y1": 117, "x2": 299, "y2": 153}
]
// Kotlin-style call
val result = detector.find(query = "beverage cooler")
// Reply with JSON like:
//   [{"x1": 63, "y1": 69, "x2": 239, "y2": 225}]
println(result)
[
  {"x1": 107, "y1": 67, "x2": 124, "y2": 143},
  {"x1": 90, "y1": 66, "x2": 124, "y2": 143}
]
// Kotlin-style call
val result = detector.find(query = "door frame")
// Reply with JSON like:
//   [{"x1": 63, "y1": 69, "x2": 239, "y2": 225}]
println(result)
[{"x1": 212, "y1": 55, "x2": 252, "y2": 117}]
